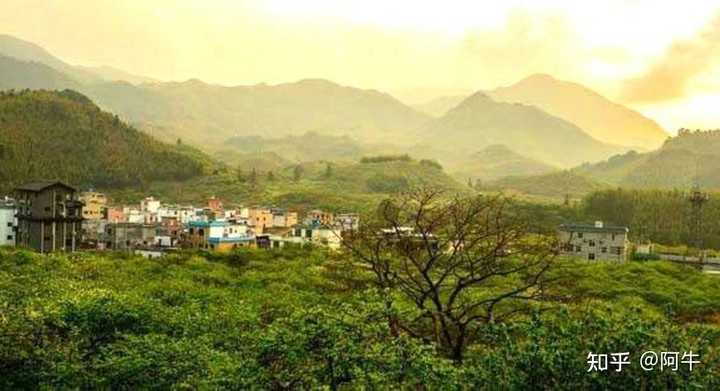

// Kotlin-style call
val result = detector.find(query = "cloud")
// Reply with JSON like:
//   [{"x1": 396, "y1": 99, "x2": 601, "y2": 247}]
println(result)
[
  {"x1": 621, "y1": 13, "x2": 720, "y2": 103},
  {"x1": 457, "y1": 10, "x2": 580, "y2": 85}
]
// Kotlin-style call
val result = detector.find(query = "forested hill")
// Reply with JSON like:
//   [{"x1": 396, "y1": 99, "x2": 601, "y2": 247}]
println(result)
[
  {"x1": 575, "y1": 129, "x2": 720, "y2": 190},
  {"x1": 0, "y1": 90, "x2": 205, "y2": 191}
]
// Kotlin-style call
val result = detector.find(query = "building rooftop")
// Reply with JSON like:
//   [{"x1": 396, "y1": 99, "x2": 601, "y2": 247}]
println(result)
[
  {"x1": 208, "y1": 236, "x2": 254, "y2": 244},
  {"x1": 559, "y1": 223, "x2": 628, "y2": 234},
  {"x1": 14, "y1": 181, "x2": 76, "y2": 193}
]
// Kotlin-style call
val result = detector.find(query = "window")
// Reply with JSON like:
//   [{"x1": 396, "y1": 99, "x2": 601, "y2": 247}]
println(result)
[
  {"x1": 6, "y1": 235, "x2": 12, "y2": 240},
  {"x1": 611, "y1": 233, "x2": 616, "y2": 241},
  {"x1": 575, "y1": 245, "x2": 582, "y2": 253},
  {"x1": 601, "y1": 247, "x2": 607, "y2": 253},
  {"x1": 589, "y1": 240, "x2": 595, "y2": 247},
  {"x1": 588, "y1": 253, "x2": 596, "y2": 261},
  {"x1": 6, "y1": 222, "x2": 11, "y2": 227},
  {"x1": 577, "y1": 232, "x2": 584, "y2": 239}
]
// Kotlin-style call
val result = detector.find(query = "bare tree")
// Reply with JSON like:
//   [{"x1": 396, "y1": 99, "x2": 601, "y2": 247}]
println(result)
[{"x1": 342, "y1": 187, "x2": 559, "y2": 362}]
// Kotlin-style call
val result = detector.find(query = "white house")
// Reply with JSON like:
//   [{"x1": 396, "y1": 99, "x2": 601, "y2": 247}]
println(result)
[
  {"x1": 292, "y1": 224, "x2": 343, "y2": 249},
  {"x1": 140, "y1": 197, "x2": 161, "y2": 214},
  {"x1": 559, "y1": 221, "x2": 630, "y2": 261},
  {"x1": 0, "y1": 198, "x2": 16, "y2": 247}
]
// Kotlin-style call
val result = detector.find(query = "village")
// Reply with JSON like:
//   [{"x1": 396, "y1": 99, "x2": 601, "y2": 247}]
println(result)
[
  {"x1": 0, "y1": 181, "x2": 359, "y2": 258},
  {"x1": 4, "y1": 180, "x2": 720, "y2": 274}
]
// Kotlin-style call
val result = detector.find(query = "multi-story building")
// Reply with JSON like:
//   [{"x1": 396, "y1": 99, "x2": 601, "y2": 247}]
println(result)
[
  {"x1": 271, "y1": 209, "x2": 298, "y2": 228},
  {"x1": 207, "y1": 196, "x2": 223, "y2": 213},
  {"x1": 14, "y1": 181, "x2": 83, "y2": 253},
  {"x1": 291, "y1": 222, "x2": 342, "y2": 250},
  {"x1": 104, "y1": 222, "x2": 159, "y2": 250},
  {"x1": 305, "y1": 209, "x2": 334, "y2": 227},
  {"x1": 79, "y1": 191, "x2": 107, "y2": 220},
  {"x1": 106, "y1": 207, "x2": 126, "y2": 223},
  {"x1": 0, "y1": 197, "x2": 16, "y2": 247},
  {"x1": 334, "y1": 213, "x2": 360, "y2": 231},
  {"x1": 123, "y1": 207, "x2": 145, "y2": 224},
  {"x1": 184, "y1": 220, "x2": 252, "y2": 252},
  {"x1": 248, "y1": 207, "x2": 274, "y2": 233},
  {"x1": 559, "y1": 221, "x2": 629, "y2": 261},
  {"x1": 140, "y1": 197, "x2": 161, "y2": 214}
]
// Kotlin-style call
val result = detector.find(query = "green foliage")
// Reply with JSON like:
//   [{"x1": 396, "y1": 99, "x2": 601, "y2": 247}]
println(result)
[
  {"x1": 0, "y1": 90, "x2": 204, "y2": 192},
  {"x1": 360, "y1": 154, "x2": 412, "y2": 164},
  {"x1": 484, "y1": 170, "x2": 607, "y2": 199},
  {"x1": 1, "y1": 247, "x2": 720, "y2": 388},
  {"x1": 580, "y1": 188, "x2": 720, "y2": 248},
  {"x1": 577, "y1": 130, "x2": 720, "y2": 190},
  {"x1": 419, "y1": 158, "x2": 443, "y2": 170}
]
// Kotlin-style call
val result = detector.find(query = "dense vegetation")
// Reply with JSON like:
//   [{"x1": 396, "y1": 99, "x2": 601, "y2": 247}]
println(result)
[
  {"x1": 105, "y1": 158, "x2": 468, "y2": 212},
  {"x1": 452, "y1": 144, "x2": 556, "y2": 183},
  {"x1": 0, "y1": 90, "x2": 205, "y2": 192},
  {"x1": 581, "y1": 188, "x2": 720, "y2": 249},
  {"x1": 1, "y1": 246, "x2": 719, "y2": 389},
  {"x1": 577, "y1": 130, "x2": 720, "y2": 190},
  {"x1": 483, "y1": 170, "x2": 607, "y2": 199}
]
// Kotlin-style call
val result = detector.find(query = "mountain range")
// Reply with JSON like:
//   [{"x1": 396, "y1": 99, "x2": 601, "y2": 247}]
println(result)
[
  {"x1": 419, "y1": 92, "x2": 625, "y2": 168},
  {"x1": 0, "y1": 33, "x2": 680, "y2": 185},
  {"x1": 490, "y1": 74, "x2": 669, "y2": 149}
]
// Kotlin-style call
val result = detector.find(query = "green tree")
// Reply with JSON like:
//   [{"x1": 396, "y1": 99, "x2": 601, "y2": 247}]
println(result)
[
  {"x1": 293, "y1": 165, "x2": 304, "y2": 182},
  {"x1": 324, "y1": 162, "x2": 333, "y2": 179}
]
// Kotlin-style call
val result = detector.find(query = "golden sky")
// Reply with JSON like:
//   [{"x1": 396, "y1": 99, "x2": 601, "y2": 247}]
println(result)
[{"x1": 1, "y1": 0, "x2": 720, "y2": 132}]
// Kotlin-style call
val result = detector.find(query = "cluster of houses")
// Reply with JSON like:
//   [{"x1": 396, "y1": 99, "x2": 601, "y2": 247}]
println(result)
[
  {"x1": 0, "y1": 181, "x2": 642, "y2": 263},
  {"x1": 0, "y1": 181, "x2": 359, "y2": 257}
]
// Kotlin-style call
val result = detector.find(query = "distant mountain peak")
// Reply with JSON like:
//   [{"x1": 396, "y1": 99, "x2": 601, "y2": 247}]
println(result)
[
  {"x1": 491, "y1": 74, "x2": 668, "y2": 149},
  {"x1": 294, "y1": 78, "x2": 338, "y2": 87},
  {"x1": 521, "y1": 73, "x2": 557, "y2": 83}
]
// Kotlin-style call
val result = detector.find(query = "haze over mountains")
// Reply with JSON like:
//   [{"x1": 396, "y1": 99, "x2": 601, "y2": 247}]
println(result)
[
  {"x1": 84, "y1": 78, "x2": 430, "y2": 145},
  {"x1": 490, "y1": 74, "x2": 669, "y2": 150},
  {"x1": 420, "y1": 92, "x2": 625, "y2": 168},
  {"x1": 0, "y1": 33, "x2": 693, "y2": 187}
]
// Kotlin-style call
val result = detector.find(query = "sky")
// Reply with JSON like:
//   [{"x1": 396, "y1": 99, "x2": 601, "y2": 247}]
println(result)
[{"x1": 1, "y1": 0, "x2": 720, "y2": 132}]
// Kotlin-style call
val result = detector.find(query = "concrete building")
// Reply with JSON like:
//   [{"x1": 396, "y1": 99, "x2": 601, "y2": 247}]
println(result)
[
  {"x1": 184, "y1": 220, "x2": 252, "y2": 252},
  {"x1": 559, "y1": 221, "x2": 629, "y2": 261},
  {"x1": 0, "y1": 197, "x2": 16, "y2": 247},
  {"x1": 140, "y1": 197, "x2": 161, "y2": 214},
  {"x1": 305, "y1": 209, "x2": 334, "y2": 227},
  {"x1": 106, "y1": 207, "x2": 126, "y2": 223},
  {"x1": 271, "y1": 209, "x2": 298, "y2": 228},
  {"x1": 248, "y1": 207, "x2": 274, "y2": 233},
  {"x1": 335, "y1": 213, "x2": 360, "y2": 231},
  {"x1": 14, "y1": 181, "x2": 83, "y2": 253},
  {"x1": 291, "y1": 223, "x2": 342, "y2": 250},
  {"x1": 207, "y1": 196, "x2": 223, "y2": 213},
  {"x1": 104, "y1": 222, "x2": 159, "y2": 250},
  {"x1": 80, "y1": 191, "x2": 107, "y2": 220}
]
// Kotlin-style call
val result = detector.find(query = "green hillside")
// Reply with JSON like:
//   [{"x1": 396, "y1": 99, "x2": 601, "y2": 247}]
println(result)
[
  {"x1": 0, "y1": 90, "x2": 205, "y2": 192},
  {"x1": 107, "y1": 156, "x2": 470, "y2": 213},
  {"x1": 483, "y1": 170, "x2": 607, "y2": 199},
  {"x1": 576, "y1": 129, "x2": 720, "y2": 190},
  {"x1": 452, "y1": 144, "x2": 557, "y2": 182}
]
